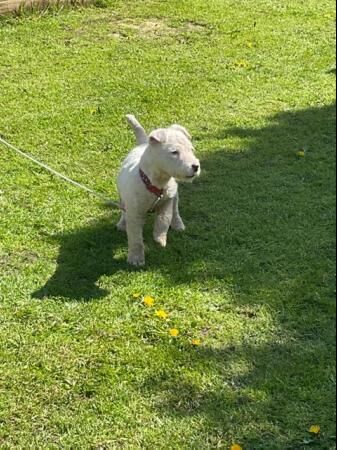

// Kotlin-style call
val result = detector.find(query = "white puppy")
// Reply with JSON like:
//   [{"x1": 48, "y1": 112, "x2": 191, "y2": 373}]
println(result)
[{"x1": 117, "y1": 115, "x2": 201, "y2": 267}]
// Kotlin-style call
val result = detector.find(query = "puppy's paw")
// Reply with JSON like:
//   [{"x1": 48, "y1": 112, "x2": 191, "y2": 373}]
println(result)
[
  {"x1": 128, "y1": 252, "x2": 145, "y2": 267},
  {"x1": 171, "y1": 217, "x2": 186, "y2": 232},
  {"x1": 154, "y1": 234, "x2": 167, "y2": 248},
  {"x1": 117, "y1": 221, "x2": 127, "y2": 232}
]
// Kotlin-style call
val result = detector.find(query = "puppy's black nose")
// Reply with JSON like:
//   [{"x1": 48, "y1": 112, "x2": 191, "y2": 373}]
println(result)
[{"x1": 192, "y1": 164, "x2": 200, "y2": 173}]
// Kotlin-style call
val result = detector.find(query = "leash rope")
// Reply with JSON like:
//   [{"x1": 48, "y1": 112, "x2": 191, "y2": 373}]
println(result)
[{"x1": 0, "y1": 136, "x2": 123, "y2": 210}]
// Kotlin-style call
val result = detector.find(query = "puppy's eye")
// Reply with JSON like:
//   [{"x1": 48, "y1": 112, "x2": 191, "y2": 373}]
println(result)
[{"x1": 172, "y1": 151, "x2": 180, "y2": 156}]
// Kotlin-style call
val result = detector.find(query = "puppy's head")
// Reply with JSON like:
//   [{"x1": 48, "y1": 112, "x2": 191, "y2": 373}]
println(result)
[{"x1": 147, "y1": 125, "x2": 201, "y2": 182}]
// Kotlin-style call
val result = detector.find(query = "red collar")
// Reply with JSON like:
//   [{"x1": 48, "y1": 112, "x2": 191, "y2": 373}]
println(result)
[{"x1": 139, "y1": 169, "x2": 164, "y2": 198}]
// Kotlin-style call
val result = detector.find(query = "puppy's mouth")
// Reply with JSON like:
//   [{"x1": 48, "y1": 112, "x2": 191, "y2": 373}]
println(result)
[
  {"x1": 189, "y1": 169, "x2": 201, "y2": 179},
  {"x1": 179, "y1": 173, "x2": 200, "y2": 182}
]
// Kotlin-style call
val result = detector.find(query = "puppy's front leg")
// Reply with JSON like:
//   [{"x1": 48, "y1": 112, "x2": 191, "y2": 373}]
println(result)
[
  {"x1": 171, "y1": 192, "x2": 186, "y2": 232},
  {"x1": 153, "y1": 199, "x2": 174, "y2": 248},
  {"x1": 127, "y1": 212, "x2": 146, "y2": 266}
]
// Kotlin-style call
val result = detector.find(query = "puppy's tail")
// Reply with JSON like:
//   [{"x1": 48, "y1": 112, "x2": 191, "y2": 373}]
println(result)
[{"x1": 126, "y1": 114, "x2": 148, "y2": 145}]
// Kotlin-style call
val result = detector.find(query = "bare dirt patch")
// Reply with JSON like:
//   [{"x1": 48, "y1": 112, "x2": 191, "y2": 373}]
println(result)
[
  {"x1": 84, "y1": 15, "x2": 210, "y2": 40},
  {"x1": 122, "y1": 18, "x2": 208, "y2": 38},
  {"x1": 119, "y1": 18, "x2": 174, "y2": 38}
]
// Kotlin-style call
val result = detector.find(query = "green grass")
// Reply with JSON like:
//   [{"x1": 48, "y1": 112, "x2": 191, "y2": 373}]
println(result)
[{"x1": 0, "y1": 1, "x2": 336, "y2": 448}]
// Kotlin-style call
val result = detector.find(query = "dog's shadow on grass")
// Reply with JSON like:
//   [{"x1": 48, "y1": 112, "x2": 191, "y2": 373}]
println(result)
[{"x1": 33, "y1": 218, "x2": 129, "y2": 301}]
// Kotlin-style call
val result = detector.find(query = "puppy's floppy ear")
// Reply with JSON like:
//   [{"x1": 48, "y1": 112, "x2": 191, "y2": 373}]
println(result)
[
  {"x1": 171, "y1": 125, "x2": 192, "y2": 140},
  {"x1": 149, "y1": 129, "x2": 167, "y2": 145}
]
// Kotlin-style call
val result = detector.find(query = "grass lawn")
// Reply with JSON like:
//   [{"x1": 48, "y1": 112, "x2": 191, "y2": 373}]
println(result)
[{"x1": 0, "y1": 0, "x2": 336, "y2": 448}]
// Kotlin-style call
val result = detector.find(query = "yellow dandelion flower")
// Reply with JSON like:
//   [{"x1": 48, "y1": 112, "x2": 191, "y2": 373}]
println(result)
[
  {"x1": 309, "y1": 425, "x2": 321, "y2": 434},
  {"x1": 169, "y1": 328, "x2": 180, "y2": 337},
  {"x1": 297, "y1": 149, "x2": 306, "y2": 157},
  {"x1": 155, "y1": 310, "x2": 169, "y2": 320},
  {"x1": 231, "y1": 445, "x2": 243, "y2": 450},
  {"x1": 235, "y1": 60, "x2": 249, "y2": 68},
  {"x1": 143, "y1": 296, "x2": 155, "y2": 307},
  {"x1": 192, "y1": 339, "x2": 202, "y2": 347}
]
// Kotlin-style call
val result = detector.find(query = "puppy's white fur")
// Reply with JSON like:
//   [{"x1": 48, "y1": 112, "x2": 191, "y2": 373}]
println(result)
[{"x1": 118, "y1": 115, "x2": 200, "y2": 266}]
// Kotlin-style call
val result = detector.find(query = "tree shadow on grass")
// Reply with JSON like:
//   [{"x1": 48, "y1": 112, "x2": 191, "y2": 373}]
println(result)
[
  {"x1": 164, "y1": 102, "x2": 336, "y2": 292},
  {"x1": 144, "y1": 103, "x2": 335, "y2": 448},
  {"x1": 141, "y1": 336, "x2": 336, "y2": 449}
]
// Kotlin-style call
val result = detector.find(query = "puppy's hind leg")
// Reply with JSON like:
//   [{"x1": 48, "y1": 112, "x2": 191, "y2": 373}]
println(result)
[{"x1": 126, "y1": 115, "x2": 148, "y2": 146}]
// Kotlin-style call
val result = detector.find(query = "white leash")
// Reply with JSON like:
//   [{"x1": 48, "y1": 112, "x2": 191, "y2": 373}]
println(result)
[{"x1": 0, "y1": 135, "x2": 123, "y2": 210}]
